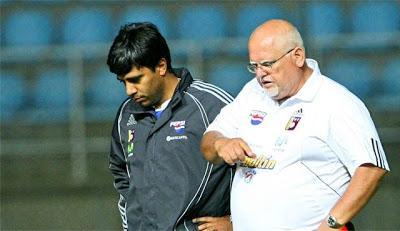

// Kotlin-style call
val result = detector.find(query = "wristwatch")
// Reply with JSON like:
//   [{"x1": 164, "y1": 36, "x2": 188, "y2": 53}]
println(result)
[{"x1": 326, "y1": 214, "x2": 344, "y2": 229}]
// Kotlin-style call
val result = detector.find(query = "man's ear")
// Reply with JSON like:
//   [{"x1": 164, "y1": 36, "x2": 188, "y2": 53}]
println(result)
[
  {"x1": 292, "y1": 47, "x2": 306, "y2": 67},
  {"x1": 157, "y1": 58, "x2": 168, "y2": 76}
]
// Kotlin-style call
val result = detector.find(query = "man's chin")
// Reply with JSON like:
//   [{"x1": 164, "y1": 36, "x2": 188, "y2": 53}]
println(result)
[
  {"x1": 134, "y1": 97, "x2": 148, "y2": 105},
  {"x1": 139, "y1": 102, "x2": 151, "y2": 107},
  {"x1": 264, "y1": 87, "x2": 279, "y2": 99}
]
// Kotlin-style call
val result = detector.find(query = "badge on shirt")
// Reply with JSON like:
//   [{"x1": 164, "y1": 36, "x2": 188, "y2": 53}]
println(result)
[
  {"x1": 241, "y1": 168, "x2": 257, "y2": 183},
  {"x1": 127, "y1": 129, "x2": 135, "y2": 156},
  {"x1": 250, "y1": 110, "x2": 267, "y2": 125},
  {"x1": 285, "y1": 108, "x2": 303, "y2": 131}
]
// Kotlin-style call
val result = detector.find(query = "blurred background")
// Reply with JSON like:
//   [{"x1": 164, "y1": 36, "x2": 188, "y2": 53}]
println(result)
[{"x1": 1, "y1": 0, "x2": 399, "y2": 230}]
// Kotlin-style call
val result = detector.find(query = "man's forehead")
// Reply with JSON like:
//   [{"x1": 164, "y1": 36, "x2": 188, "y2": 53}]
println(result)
[
  {"x1": 249, "y1": 48, "x2": 275, "y2": 62},
  {"x1": 249, "y1": 40, "x2": 287, "y2": 62},
  {"x1": 118, "y1": 66, "x2": 143, "y2": 80}
]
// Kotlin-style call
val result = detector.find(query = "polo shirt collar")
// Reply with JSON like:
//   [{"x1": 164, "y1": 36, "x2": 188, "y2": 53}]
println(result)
[{"x1": 291, "y1": 59, "x2": 323, "y2": 102}]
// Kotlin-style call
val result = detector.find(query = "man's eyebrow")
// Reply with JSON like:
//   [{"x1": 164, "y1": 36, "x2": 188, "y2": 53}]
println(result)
[
  {"x1": 249, "y1": 59, "x2": 274, "y2": 65},
  {"x1": 117, "y1": 73, "x2": 143, "y2": 81}
]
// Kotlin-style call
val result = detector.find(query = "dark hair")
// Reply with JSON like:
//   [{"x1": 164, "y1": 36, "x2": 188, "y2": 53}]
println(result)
[{"x1": 107, "y1": 22, "x2": 172, "y2": 76}]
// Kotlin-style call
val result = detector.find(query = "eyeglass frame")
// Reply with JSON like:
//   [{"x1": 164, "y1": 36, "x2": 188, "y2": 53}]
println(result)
[{"x1": 247, "y1": 48, "x2": 295, "y2": 73}]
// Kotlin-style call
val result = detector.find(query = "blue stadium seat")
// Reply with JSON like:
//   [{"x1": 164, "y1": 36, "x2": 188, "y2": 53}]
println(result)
[
  {"x1": 177, "y1": 5, "x2": 228, "y2": 41},
  {"x1": 348, "y1": 2, "x2": 400, "y2": 50},
  {"x1": 369, "y1": 58, "x2": 400, "y2": 111},
  {"x1": 382, "y1": 58, "x2": 400, "y2": 96},
  {"x1": 0, "y1": 72, "x2": 25, "y2": 121},
  {"x1": 380, "y1": 58, "x2": 400, "y2": 110},
  {"x1": 3, "y1": 10, "x2": 53, "y2": 46},
  {"x1": 235, "y1": 4, "x2": 285, "y2": 39},
  {"x1": 0, "y1": 0, "x2": 12, "y2": 5},
  {"x1": 62, "y1": 8, "x2": 113, "y2": 44},
  {"x1": 352, "y1": 2, "x2": 399, "y2": 34},
  {"x1": 85, "y1": 68, "x2": 127, "y2": 121},
  {"x1": 305, "y1": 2, "x2": 344, "y2": 46},
  {"x1": 325, "y1": 58, "x2": 374, "y2": 100},
  {"x1": 176, "y1": 5, "x2": 228, "y2": 56},
  {"x1": 32, "y1": 69, "x2": 70, "y2": 122},
  {"x1": 208, "y1": 62, "x2": 252, "y2": 97},
  {"x1": 233, "y1": 4, "x2": 285, "y2": 54},
  {"x1": 118, "y1": 6, "x2": 171, "y2": 38}
]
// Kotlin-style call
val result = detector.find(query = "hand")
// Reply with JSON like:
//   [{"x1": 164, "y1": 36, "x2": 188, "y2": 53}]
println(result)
[
  {"x1": 193, "y1": 215, "x2": 232, "y2": 231},
  {"x1": 214, "y1": 137, "x2": 255, "y2": 165}
]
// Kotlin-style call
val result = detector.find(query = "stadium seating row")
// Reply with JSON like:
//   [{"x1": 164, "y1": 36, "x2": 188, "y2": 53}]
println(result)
[
  {"x1": 1, "y1": 1, "x2": 399, "y2": 123},
  {"x1": 1, "y1": 58, "x2": 399, "y2": 123},
  {"x1": 2, "y1": 2, "x2": 399, "y2": 47}
]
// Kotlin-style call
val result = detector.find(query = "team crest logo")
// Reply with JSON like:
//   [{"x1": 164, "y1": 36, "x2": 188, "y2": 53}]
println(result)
[
  {"x1": 170, "y1": 121, "x2": 186, "y2": 134},
  {"x1": 285, "y1": 108, "x2": 303, "y2": 131},
  {"x1": 250, "y1": 110, "x2": 267, "y2": 125}
]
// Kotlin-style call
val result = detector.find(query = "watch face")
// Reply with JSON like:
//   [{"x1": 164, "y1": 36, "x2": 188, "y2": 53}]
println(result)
[{"x1": 327, "y1": 216, "x2": 336, "y2": 227}]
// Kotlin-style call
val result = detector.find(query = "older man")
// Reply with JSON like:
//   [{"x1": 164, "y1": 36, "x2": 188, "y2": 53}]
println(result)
[{"x1": 201, "y1": 19, "x2": 389, "y2": 230}]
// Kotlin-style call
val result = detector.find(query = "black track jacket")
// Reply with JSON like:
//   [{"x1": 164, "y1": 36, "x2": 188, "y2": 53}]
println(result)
[{"x1": 109, "y1": 68, "x2": 234, "y2": 230}]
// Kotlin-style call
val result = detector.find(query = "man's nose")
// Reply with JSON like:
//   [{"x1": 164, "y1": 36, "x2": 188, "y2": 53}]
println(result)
[
  {"x1": 125, "y1": 83, "x2": 137, "y2": 96},
  {"x1": 255, "y1": 66, "x2": 267, "y2": 78}
]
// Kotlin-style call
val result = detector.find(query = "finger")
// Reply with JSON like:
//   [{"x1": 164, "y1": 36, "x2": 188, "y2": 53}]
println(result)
[
  {"x1": 193, "y1": 217, "x2": 215, "y2": 223},
  {"x1": 239, "y1": 140, "x2": 255, "y2": 157},
  {"x1": 197, "y1": 224, "x2": 206, "y2": 231},
  {"x1": 232, "y1": 144, "x2": 247, "y2": 162},
  {"x1": 197, "y1": 223, "x2": 210, "y2": 231},
  {"x1": 218, "y1": 150, "x2": 234, "y2": 165},
  {"x1": 225, "y1": 150, "x2": 237, "y2": 165}
]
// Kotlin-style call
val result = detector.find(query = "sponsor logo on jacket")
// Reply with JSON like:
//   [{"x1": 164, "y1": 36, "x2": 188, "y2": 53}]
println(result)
[
  {"x1": 170, "y1": 120, "x2": 185, "y2": 134},
  {"x1": 167, "y1": 120, "x2": 188, "y2": 141}
]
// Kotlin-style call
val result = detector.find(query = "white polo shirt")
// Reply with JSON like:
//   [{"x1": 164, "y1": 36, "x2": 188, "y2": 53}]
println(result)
[{"x1": 206, "y1": 59, "x2": 389, "y2": 230}]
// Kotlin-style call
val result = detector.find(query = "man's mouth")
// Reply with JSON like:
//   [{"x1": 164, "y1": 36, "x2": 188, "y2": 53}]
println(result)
[
  {"x1": 134, "y1": 96, "x2": 144, "y2": 103},
  {"x1": 262, "y1": 80, "x2": 273, "y2": 86}
]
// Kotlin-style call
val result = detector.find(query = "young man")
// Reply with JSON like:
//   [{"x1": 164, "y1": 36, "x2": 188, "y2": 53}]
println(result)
[
  {"x1": 107, "y1": 22, "x2": 233, "y2": 230},
  {"x1": 201, "y1": 19, "x2": 389, "y2": 230}
]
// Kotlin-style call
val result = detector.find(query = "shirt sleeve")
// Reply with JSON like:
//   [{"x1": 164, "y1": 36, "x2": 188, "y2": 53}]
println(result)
[
  {"x1": 327, "y1": 99, "x2": 390, "y2": 175},
  {"x1": 205, "y1": 84, "x2": 252, "y2": 138}
]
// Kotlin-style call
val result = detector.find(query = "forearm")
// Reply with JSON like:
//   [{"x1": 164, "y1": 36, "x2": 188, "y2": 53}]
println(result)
[
  {"x1": 324, "y1": 164, "x2": 387, "y2": 228},
  {"x1": 201, "y1": 131, "x2": 226, "y2": 164},
  {"x1": 109, "y1": 146, "x2": 130, "y2": 197},
  {"x1": 109, "y1": 163, "x2": 130, "y2": 196}
]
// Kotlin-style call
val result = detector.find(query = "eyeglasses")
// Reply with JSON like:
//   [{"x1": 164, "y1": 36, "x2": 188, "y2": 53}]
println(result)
[{"x1": 247, "y1": 48, "x2": 295, "y2": 73}]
